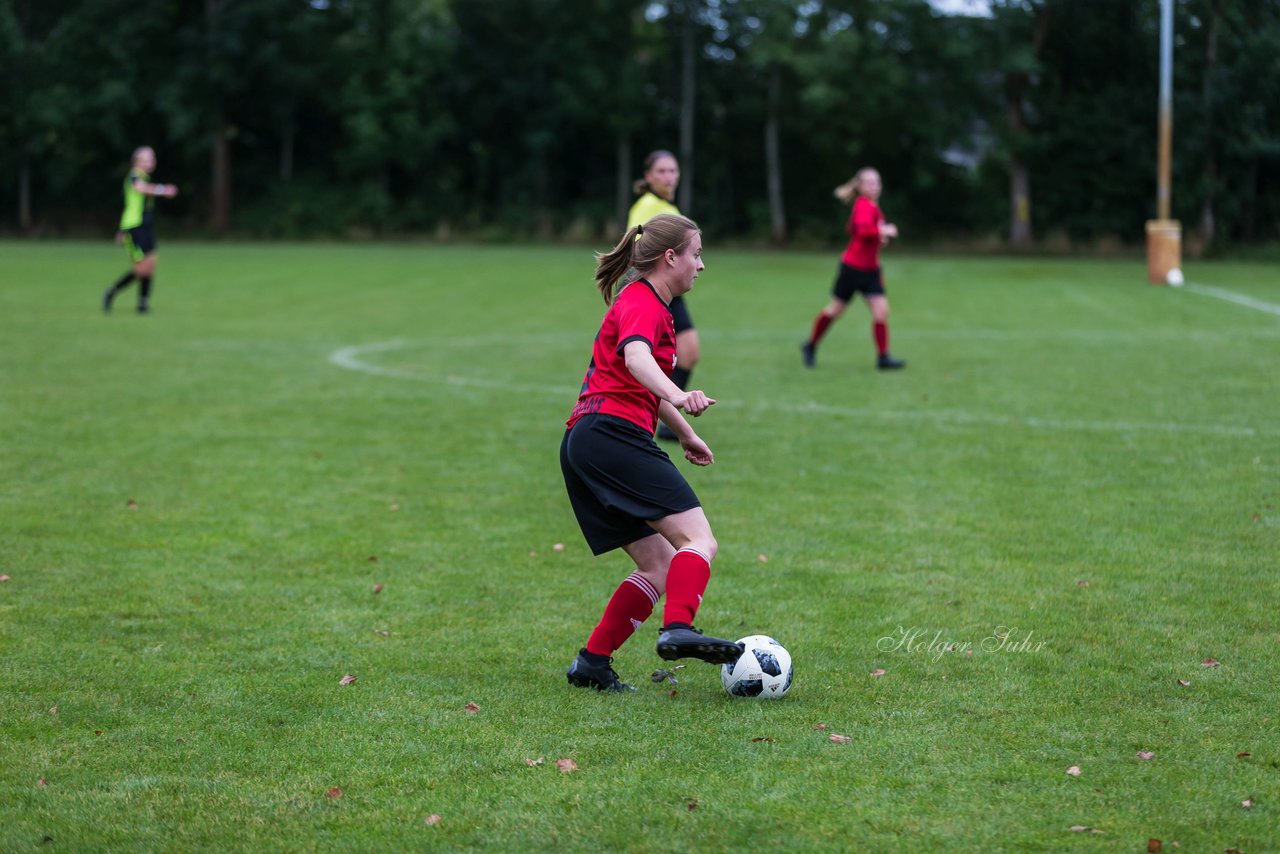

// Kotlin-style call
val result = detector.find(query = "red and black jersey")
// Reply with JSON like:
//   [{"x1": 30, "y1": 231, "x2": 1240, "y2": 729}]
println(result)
[
  {"x1": 840, "y1": 196, "x2": 884, "y2": 271},
  {"x1": 567, "y1": 279, "x2": 676, "y2": 434}
]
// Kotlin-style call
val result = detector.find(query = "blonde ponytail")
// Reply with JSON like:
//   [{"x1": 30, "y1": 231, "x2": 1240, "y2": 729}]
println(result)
[{"x1": 593, "y1": 213, "x2": 700, "y2": 304}]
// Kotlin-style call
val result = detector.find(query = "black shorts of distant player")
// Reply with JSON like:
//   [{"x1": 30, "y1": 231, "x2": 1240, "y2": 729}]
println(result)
[{"x1": 832, "y1": 263, "x2": 884, "y2": 301}]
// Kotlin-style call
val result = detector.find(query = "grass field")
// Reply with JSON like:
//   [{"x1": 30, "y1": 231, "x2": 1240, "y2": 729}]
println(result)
[{"x1": 2, "y1": 240, "x2": 1277, "y2": 852}]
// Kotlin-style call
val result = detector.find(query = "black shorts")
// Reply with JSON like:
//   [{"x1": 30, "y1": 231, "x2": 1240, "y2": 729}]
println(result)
[
  {"x1": 669, "y1": 295, "x2": 694, "y2": 334},
  {"x1": 560, "y1": 414, "x2": 700, "y2": 555},
  {"x1": 832, "y1": 263, "x2": 884, "y2": 301},
  {"x1": 123, "y1": 223, "x2": 156, "y2": 262}
]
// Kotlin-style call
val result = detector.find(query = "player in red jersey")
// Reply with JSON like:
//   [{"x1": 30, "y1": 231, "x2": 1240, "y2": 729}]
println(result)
[
  {"x1": 561, "y1": 213, "x2": 744, "y2": 692},
  {"x1": 802, "y1": 167, "x2": 906, "y2": 370}
]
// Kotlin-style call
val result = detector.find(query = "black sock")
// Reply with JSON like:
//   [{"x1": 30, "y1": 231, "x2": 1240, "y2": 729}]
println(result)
[
  {"x1": 108, "y1": 272, "x2": 135, "y2": 294},
  {"x1": 138, "y1": 276, "x2": 152, "y2": 305},
  {"x1": 579, "y1": 648, "x2": 609, "y2": 665},
  {"x1": 671, "y1": 366, "x2": 691, "y2": 390}
]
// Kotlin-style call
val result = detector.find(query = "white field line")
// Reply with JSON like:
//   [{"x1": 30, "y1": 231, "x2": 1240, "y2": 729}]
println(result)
[
  {"x1": 328, "y1": 339, "x2": 1268, "y2": 439},
  {"x1": 1182, "y1": 282, "x2": 1280, "y2": 317}
]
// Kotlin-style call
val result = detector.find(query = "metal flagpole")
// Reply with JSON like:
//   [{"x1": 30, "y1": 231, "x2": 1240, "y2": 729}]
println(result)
[{"x1": 1147, "y1": 0, "x2": 1182, "y2": 284}]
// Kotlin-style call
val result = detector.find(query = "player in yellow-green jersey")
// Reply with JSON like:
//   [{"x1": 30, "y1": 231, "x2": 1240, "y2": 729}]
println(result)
[
  {"x1": 102, "y1": 146, "x2": 178, "y2": 314},
  {"x1": 626, "y1": 151, "x2": 700, "y2": 442}
]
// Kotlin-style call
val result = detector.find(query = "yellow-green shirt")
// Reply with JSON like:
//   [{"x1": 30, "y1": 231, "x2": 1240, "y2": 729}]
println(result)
[
  {"x1": 627, "y1": 192, "x2": 680, "y2": 229},
  {"x1": 120, "y1": 168, "x2": 154, "y2": 230}
]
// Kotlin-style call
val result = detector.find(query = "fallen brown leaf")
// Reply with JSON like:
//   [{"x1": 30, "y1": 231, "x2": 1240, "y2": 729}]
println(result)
[
  {"x1": 813, "y1": 723, "x2": 828, "y2": 731},
  {"x1": 1066, "y1": 765, "x2": 1082, "y2": 777},
  {"x1": 49, "y1": 705, "x2": 57, "y2": 715},
  {"x1": 556, "y1": 758, "x2": 578, "y2": 773},
  {"x1": 389, "y1": 503, "x2": 400, "y2": 511},
  {"x1": 93, "y1": 730, "x2": 102, "y2": 736},
  {"x1": 37, "y1": 778, "x2": 48, "y2": 788},
  {"x1": 1068, "y1": 826, "x2": 1101, "y2": 833},
  {"x1": 757, "y1": 554, "x2": 768, "y2": 563},
  {"x1": 424, "y1": 814, "x2": 442, "y2": 826},
  {"x1": 465, "y1": 702, "x2": 479, "y2": 714},
  {"x1": 1241, "y1": 798, "x2": 1253, "y2": 809},
  {"x1": 1201, "y1": 658, "x2": 1220, "y2": 668},
  {"x1": 126, "y1": 500, "x2": 138, "y2": 510},
  {"x1": 668, "y1": 689, "x2": 678, "y2": 698},
  {"x1": 372, "y1": 583, "x2": 383, "y2": 594},
  {"x1": 338, "y1": 674, "x2": 357, "y2": 686},
  {"x1": 870, "y1": 669, "x2": 887, "y2": 677},
  {"x1": 367, "y1": 555, "x2": 378, "y2": 562},
  {"x1": 1137, "y1": 751, "x2": 1155, "y2": 760},
  {"x1": 751, "y1": 737, "x2": 777, "y2": 743},
  {"x1": 326, "y1": 787, "x2": 342, "y2": 799},
  {"x1": 553, "y1": 543, "x2": 565, "y2": 552},
  {"x1": 373, "y1": 629, "x2": 390, "y2": 637},
  {"x1": 687, "y1": 800, "x2": 699, "y2": 810},
  {"x1": 829, "y1": 734, "x2": 852, "y2": 744},
  {"x1": 1236, "y1": 752, "x2": 1251, "y2": 759},
  {"x1": 1224, "y1": 848, "x2": 1244, "y2": 854},
  {"x1": 1076, "y1": 579, "x2": 1090, "y2": 587},
  {"x1": 0, "y1": 574, "x2": 10, "y2": 582},
  {"x1": 1177, "y1": 679, "x2": 1191, "y2": 687},
  {"x1": 524, "y1": 757, "x2": 544, "y2": 767},
  {"x1": 1148, "y1": 839, "x2": 1162, "y2": 853}
]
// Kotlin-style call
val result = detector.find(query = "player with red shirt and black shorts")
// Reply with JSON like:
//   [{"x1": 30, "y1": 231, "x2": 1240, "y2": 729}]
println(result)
[
  {"x1": 802, "y1": 167, "x2": 906, "y2": 370},
  {"x1": 561, "y1": 213, "x2": 743, "y2": 692}
]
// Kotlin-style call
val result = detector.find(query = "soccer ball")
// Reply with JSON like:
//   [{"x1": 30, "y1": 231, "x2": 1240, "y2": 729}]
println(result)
[
  {"x1": 1166, "y1": 268, "x2": 1184, "y2": 287},
  {"x1": 721, "y1": 635, "x2": 793, "y2": 699}
]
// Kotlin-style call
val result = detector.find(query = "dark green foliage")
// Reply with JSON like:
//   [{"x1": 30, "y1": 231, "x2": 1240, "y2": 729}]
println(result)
[{"x1": 1, "y1": 0, "x2": 1277, "y2": 246}]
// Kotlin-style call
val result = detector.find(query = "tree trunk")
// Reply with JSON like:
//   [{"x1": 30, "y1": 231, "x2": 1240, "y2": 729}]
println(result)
[
  {"x1": 1243, "y1": 159, "x2": 1257, "y2": 241},
  {"x1": 1003, "y1": 4, "x2": 1048, "y2": 248},
  {"x1": 206, "y1": 0, "x2": 230, "y2": 233},
  {"x1": 211, "y1": 119, "x2": 231, "y2": 234},
  {"x1": 1006, "y1": 94, "x2": 1032, "y2": 247},
  {"x1": 1197, "y1": 0, "x2": 1220, "y2": 252},
  {"x1": 279, "y1": 117, "x2": 295, "y2": 182},
  {"x1": 677, "y1": 7, "x2": 695, "y2": 214},
  {"x1": 615, "y1": 131, "x2": 631, "y2": 233},
  {"x1": 18, "y1": 163, "x2": 32, "y2": 234},
  {"x1": 764, "y1": 67, "x2": 786, "y2": 246}
]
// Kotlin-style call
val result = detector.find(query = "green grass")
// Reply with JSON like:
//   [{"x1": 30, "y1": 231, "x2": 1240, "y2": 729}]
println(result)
[{"x1": 2, "y1": 241, "x2": 1277, "y2": 852}]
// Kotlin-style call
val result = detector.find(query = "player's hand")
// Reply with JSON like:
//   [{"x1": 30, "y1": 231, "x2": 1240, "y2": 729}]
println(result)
[
  {"x1": 881, "y1": 223, "x2": 898, "y2": 239},
  {"x1": 673, "y1": 389, "x2": 716, "y2": 417},
  {"x1": 681, "y1": 435, "x2": 714, "y2": 466},
  {"x1": 114, "y1": 231, "x2": 124, "y2": 244},
  {"x1": 166, "y1": 184, "x2": 179, "y2": 198}
]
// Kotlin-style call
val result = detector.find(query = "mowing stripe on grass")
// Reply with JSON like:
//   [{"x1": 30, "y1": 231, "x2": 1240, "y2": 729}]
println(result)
[{"x1": 329, "y1": 339, "x2": 1267, "y2": 439}]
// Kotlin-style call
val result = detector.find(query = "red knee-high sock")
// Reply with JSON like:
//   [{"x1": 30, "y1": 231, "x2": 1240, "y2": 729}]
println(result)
[
  {"x1": 662, "y1": 548, "x2": 711, "y2": 627},
  {"x1": 585, "y1": 573, "x2": 659, "y2": 657},
  {"x1": 809, "y1": 311, "x2": 835, "y2": 346},
  {"x1": 873, "y1": 320, "x2": 889, "y2": 355}
]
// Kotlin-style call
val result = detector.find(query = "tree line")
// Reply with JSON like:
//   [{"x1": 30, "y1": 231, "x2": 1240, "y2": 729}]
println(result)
[{"x1": 2, "y1": 0, "x2": 1277, "y2": 252}]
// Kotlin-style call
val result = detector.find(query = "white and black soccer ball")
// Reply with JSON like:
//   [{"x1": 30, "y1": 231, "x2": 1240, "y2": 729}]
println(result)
[{"x1": 721, "y1": 635, "x2": 793, "y2": 699}]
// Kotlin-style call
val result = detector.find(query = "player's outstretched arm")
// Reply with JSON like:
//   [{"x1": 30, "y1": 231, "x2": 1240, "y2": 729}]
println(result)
[
  {"x1": 135, "y1": 179, "x2": 178, "y2": 198},
  {"x1": 622, "y1": 340, "x2": 716, "y2": 415}
]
